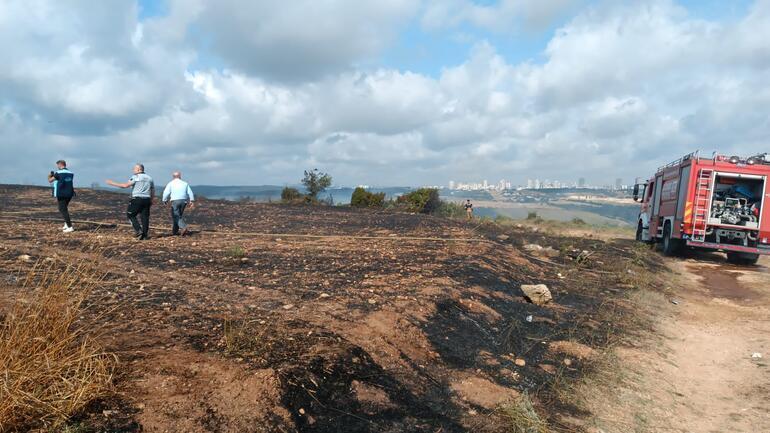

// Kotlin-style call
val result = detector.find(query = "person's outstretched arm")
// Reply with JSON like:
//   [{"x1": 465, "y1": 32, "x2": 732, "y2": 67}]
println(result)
[{"x1": 106, "y1": 179, "x2": 133, "y2": 188}]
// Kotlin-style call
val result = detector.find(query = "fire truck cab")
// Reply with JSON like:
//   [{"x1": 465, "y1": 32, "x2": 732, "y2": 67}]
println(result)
[{"x1": 634, "y1": 152, "x2": 770, "y2": 265}]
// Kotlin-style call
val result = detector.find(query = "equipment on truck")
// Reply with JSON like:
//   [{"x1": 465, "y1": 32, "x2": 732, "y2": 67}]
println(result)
[{"x1": 633, "y1": 151, "x2": 770, "y2": 265}]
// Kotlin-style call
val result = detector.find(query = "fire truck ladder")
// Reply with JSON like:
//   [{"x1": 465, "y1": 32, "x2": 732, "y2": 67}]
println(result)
[{"x1": 691, "y1": 169, "x2": 714, "y2": 242}]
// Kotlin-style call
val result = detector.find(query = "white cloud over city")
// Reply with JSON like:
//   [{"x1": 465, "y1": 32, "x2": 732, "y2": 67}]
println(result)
[{"x1": 1, "y1": 0, "x2": 769, "y2": 186}]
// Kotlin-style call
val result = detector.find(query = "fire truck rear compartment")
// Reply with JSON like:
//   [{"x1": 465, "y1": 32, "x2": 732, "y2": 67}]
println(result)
[{"x1": 708, "y1": 174, "x2": 764, "y2": 229}]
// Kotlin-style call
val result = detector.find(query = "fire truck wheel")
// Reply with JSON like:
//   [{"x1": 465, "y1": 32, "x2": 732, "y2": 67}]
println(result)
[
  {"x1": 726, "y1": 252, "x2": 760, "y2": 266},
  {"x1": 662, "y1": 223, "x2": 682, "y2": 256},
  {"x1": 636, "y1": 221, "x2": 643, "y2": 242}
]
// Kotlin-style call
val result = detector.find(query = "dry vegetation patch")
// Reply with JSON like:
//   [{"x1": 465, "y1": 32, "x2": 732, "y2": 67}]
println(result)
[{"x1": 0, "y1": 262, "x2": 115, "y2": 432}]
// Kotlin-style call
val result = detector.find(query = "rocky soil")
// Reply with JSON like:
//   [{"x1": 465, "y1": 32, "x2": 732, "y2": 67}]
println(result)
[{"x1": 0, "y1": 185, "x2": 666, "y2": 432}]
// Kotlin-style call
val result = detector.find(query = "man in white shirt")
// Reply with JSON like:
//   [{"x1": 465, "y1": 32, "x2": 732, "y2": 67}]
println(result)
[{"x1": 162, "y1": 171, "x2": 195, "y2": 236}]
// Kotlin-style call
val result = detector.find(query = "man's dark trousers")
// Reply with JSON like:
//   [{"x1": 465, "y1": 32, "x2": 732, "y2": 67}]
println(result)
[
  {"x1": 170, "y1": 200, "x2": 188, "y2": 235},
  {"x1": 127, "y1": 197, "x2": 152, "y2": 239},
  {"x1": 58, "y1": 197, "x2": 72, "y2": 227}
]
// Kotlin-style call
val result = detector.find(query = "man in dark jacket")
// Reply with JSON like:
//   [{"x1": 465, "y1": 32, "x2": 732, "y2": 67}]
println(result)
[{"x1": 47, "y1": 160, "x2": 75, "y2": 233}]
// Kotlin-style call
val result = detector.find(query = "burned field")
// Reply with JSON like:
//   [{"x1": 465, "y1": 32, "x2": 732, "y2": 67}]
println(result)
[{"x1": 0, "y1": 186, "x2": 666, "y2": 432}]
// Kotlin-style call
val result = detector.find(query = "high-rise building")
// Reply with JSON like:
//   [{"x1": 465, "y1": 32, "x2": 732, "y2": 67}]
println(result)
[
  {"x1": 615, "y1": 178, "x2": 623, "y2": 190},
  {"x1": 578, "y1": 177, "x2": 586, "y2": 188}
]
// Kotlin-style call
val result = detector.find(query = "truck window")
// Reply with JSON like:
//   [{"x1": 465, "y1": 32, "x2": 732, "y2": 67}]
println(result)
[
  {"x1": 676, "y1": 165, "x2": 691, "y2": 219},
  {"x1": 652, "y1": 176, "x2": 663, "y2": 215}
]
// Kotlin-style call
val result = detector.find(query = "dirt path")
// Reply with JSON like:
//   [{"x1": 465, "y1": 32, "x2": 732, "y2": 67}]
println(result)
[{"x1": 590, "y1": 254, "x2": 770, "y2": 432}]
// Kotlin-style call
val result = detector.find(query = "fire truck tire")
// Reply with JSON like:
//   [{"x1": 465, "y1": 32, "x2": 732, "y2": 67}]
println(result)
[
  {"x1": 726, "y1": 252, "x2": 760, "y2": 266},
  {"x1": 662, "y1": 223, "x2": 682, "y2": 256},
  {"x1": 636, "y1": 222, "x2": 643, "y2": 242}
]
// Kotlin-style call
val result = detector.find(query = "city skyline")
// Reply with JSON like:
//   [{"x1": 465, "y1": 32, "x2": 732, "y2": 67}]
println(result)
[{"x1": 448, "y1": 177, "x2": 628, "y2": 191}]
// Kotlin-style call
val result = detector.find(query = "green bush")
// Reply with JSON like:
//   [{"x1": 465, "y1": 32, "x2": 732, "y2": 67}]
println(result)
[
  {"x1": 571, "y1": 217, "x2": 587, "y2": 225},
  {"x1": 435, "y1": 201, "x2": 465, "y2": 218},
  {"x1": 225, "y1": 245, "x2": 246, "y2": 259},
  {"x1": 350, "y1": 187, "x2": 386, "y2": 208},
  {"x1": 301, "y1": 169, "x2": 332, "y2": 199},
  {"x1": 281, "y1": 187, "x2": 303, "y2": 203},
  {"x1": 527, "y1": 211, "x2": 539, "y2": 220},
  {"x1": 397, "y1": 188, "x2": 441, "y2": 214}
]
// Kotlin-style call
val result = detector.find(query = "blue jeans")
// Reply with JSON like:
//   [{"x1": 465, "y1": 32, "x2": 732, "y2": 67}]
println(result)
[{"x1": 170, "y1": 200, "x2": 188, "y2": 234}]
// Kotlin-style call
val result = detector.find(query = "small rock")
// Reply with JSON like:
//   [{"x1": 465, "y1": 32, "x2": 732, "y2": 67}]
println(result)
[
  {"x1": 468, "y1": 409, "x2": 478, "y2": 416},
  {"x1": 514, "y1": 358, "x2": 526, "y2": 367},
  {"x1": 241, "y1": 257, "x2": 249, "y2": 262},
  {"x1": 282, "y1": 304, "x2": 294, "y2": 310},
  {"x1": 102, "y1": 410, "x2": 116, "y2": 416},
  {"x1": 497, "y1": 234, "x2": 510, "y2": 241},
  {"x1": 525, "y1": 315, "x2": 533, "y2": 323},
  {"x1": 17, "y1": 254, "x2": 32, "y2": 262},
  {"x1": 563, "y1": 358, "x2": 573, "y2": 366},
  {"x1": 298, "y1": 408, "x2": 305, "y2": 415},
  {"x1": 168, "y1": 259, "x2": 176, "y2": 264},
  {"x1": 671, "y1": 299, "x2": 679, "y2": 305},
  {"x1": 523, "y1": 244, "x2": 559, "y2": 257},
  {"x1": 319, "y1": 293, "x2": 330, "y2": 298},
  {"x1": 751, "y1": 352, "x2": 763, "y2": 359},
  {"x1": 368, "y1": 299, "x2": 377, "y2": 305},
  {"x1": 539, "y1": 364, "x2": 556, "y2": 374},
  {"x1": 520, "y1": 284, "x2": 552, "y2": 306}
]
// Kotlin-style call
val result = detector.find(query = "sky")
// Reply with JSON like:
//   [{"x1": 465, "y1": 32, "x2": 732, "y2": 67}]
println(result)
[{"x1": 1, "y1": 0, "x2": 769, "y2": 187}]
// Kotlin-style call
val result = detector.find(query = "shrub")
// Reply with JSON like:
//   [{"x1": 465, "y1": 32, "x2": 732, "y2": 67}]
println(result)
[
  {"x1": 397, "y1": 188, "x2": 441, "y2": 214},
  {"x1": 435, "y1": 201, "x2": 465, "y2": 218},
  {"x1": 301, "y1": 169, "x2": 332, "y2": 199},
  {"x1": 0, "y1": 262, "x2": 115, "y2": 431},
  {"x1": 281, "y1": 187, "x2": 303, "y2": 203},
  {"x1": 225, "y1": 245, "x2": 246, "y2": 259},
  {"x1": 350, "y1": 187, "x2": 386, "y2": 208},
  {"x1": 571, "y1": 217, "x2": 587, "y2": 225},
  {"x1": 527, "y1": 211, "x2": 539, "y2": 220}
]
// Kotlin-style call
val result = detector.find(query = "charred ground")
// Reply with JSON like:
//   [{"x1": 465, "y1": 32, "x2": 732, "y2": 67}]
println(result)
[{"x1": 0, "y1": 185, "x2": 667, "y2": 433}]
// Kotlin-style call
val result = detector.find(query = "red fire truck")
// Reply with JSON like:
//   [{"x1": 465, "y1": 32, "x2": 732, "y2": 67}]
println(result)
[{"x1": 633, "y1": 152, "x2": 770, "y2": 264}]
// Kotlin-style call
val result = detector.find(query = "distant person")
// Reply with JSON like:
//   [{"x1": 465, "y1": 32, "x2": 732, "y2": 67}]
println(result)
[
  {"x1": 106, "y1": 164, "x2": 155, "y2": 240},
  {"x1": 162, "y1": 171, "x2": 195, "y2": 236},
  {"x1": 464, "y1": 199, "x2": 473, "y2": 220},
  {"x1": 47, "y1": 160, "x2": 75, "y2": 233}
]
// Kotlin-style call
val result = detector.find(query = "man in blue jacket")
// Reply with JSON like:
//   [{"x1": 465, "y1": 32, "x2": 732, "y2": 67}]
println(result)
[{"x1": 48, "y1": 160, "x2": 75, "y2": 233}]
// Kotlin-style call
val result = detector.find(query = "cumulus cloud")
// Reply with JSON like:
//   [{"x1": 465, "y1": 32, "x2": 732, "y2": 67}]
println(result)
[
  {"x1": 1, "y1": 0, "x2": 769, "y2": 187},
  {"x1": 422, "y1": 0, "x2": 580, "y2": 32},
  {"x1": 196, "y1": 0, "x2": 420, "y2": 82},
  {"x1": 0, "y1": 0, "x2": 196, "y2": 135}
]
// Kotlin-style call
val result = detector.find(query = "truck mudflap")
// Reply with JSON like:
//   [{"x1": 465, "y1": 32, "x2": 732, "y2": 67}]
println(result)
[{"x1": 686, "y1": 241, "x2": 770, "y2": 255}]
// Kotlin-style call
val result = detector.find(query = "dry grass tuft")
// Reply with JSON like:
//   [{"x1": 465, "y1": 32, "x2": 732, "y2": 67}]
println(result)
[
  {"x1": 0, "y1": 261, "x2": 115, "y2": 432},
  {"x1": 497, "y1": 393, "x2": 550, "y2": 433}
]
